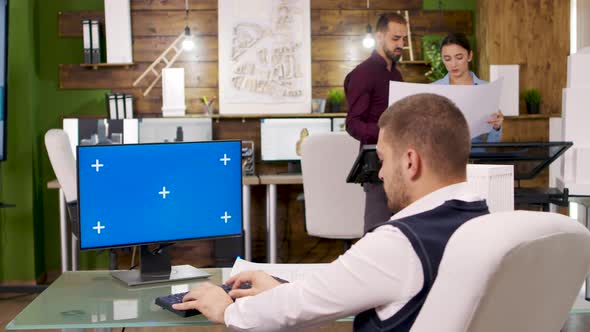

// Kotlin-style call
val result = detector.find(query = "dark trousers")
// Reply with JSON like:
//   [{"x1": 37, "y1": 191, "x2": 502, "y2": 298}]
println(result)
[{"x1": 363, "y1": 182, "x2": 392, "y2": 233}]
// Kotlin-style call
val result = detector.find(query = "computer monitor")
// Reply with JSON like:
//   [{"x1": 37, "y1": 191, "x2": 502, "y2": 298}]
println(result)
[
  {"x1": 332, "y1": 117, "x2": 346, "y2": 132},
  {"x1": 260, "y1": 118, "x2": 332, "y2": 162},
  {"x1": 77, "y1": 140, "x2": 243, "y2": 286},
  {"x1": 138, "y1": 118, "x2": 213, "y2": 143}
]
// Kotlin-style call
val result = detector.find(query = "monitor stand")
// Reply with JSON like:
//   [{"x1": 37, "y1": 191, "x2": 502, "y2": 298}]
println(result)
[{"x1": 111, "y1": 245, "x2": 211, "y2": 287}]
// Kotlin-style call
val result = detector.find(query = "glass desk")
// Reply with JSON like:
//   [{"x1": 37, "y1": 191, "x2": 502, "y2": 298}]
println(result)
[{"x1": 6, "y1": 267, "x2": 231, "y2": 330}]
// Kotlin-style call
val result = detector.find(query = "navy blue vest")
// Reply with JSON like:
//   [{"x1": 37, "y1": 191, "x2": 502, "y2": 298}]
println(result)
[{"x1": 353, "y1": 199, "x2": 489, "y2": 332}]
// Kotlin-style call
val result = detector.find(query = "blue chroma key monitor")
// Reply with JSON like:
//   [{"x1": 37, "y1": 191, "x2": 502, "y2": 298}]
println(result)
[{"x1": 77, "y1": 140, "x2": 243, "y2": 286}]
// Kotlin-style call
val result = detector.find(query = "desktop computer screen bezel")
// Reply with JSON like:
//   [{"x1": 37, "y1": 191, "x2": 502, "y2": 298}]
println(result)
[{"x1": 76, "y1": 140, "x2": 244, "y2": 251}]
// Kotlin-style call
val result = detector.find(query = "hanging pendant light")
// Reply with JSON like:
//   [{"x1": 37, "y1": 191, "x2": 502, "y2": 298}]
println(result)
[
  {"x1": 182, "y1": 0, "x2": 195, "y2": 51},
  {"x1": 362, "y1": 0, "x2": 375, "y2": 49},
  {"x1": 362, "y1": 24, "x2": 375, "y2": 48}
]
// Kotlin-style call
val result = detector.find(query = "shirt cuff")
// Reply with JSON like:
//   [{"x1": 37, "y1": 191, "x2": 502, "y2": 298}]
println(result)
[{"x1": 223, "y1": 303, "x2": 235, "y2": 328}]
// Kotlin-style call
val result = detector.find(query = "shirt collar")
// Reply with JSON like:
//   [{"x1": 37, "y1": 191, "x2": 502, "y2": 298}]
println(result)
[
  {"x1": 370, "y1": 50, "x2": 396, "y2": 71},
  {"x1": 439, "y1": 71, "x2": 486, "y2": 85},
  {"x1": 389, "y1": 182, "x2": 481, "y2": 222}
]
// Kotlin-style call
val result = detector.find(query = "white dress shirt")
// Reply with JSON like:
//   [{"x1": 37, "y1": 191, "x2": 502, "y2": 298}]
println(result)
[{"x1": 224, "y1": 182, "x2": 482, "y2": 331}]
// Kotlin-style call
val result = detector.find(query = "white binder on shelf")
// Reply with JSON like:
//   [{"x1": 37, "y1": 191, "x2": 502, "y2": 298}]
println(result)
[
  {"x1": 90, "y1": 20, "x2": 101, "y2": 64},
  {"x1": 104, "y1": 0, "x2": 133, "y2": 64},
  {"x1": 116, "y1": 94, "x2": 125, "y2": 119},
  {"x1": 124, "y1": 94, "x2": 134, "y2": 119},
  {"x1": 82, "y1": 19, "x2": 92, "y2": 64},
  {"x1": 106, "y1": 93, "x2": 117, "y2": 119}
]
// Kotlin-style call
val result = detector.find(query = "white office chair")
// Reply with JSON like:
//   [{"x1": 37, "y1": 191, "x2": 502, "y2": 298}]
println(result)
[
  {"x1": 300, "y1": 132, "x2": 364, "y2": 240},
  {"x1": 45, "y1": 129, "x2": 79, "y2": 271},
  {"x1": 45, "y1": 129, "x2": 77, "y2": 203},
  {"x1": 411, "y1": 210, "x2": 590, "y2": 332}
]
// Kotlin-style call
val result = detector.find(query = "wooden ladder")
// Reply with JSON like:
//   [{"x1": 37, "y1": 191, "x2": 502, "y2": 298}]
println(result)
[
  {"x1": 132, "y1": 32, "x2": 185, "y2": 96},
  {"x1": 397, "y1": 10, "x2": 414, "y2": 61}
]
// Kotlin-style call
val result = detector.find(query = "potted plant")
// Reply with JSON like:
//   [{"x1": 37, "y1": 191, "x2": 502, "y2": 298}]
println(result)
[
  {"x1": 327, "y1": 88, "x2": 345, "y2": 113},
  {"x1": 522, "y1": 89, "x2": 541, "y2": 114},
  {"x1": 423, "y1": 41, "x2": 447, "y2": 82}
]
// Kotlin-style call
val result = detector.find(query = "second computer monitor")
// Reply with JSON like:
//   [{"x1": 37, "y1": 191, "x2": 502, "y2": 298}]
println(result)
[
  {"x1": 260, "y1": 118, "x2": 332, "y2": 161},
  {"x1": 138, "y1": 118, "x2": 213, "y2": 144}
]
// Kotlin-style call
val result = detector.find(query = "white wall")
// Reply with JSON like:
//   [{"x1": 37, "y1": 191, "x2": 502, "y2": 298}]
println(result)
[{"x1": 575, "y1": 0, "x2": 590, "y2": 51}]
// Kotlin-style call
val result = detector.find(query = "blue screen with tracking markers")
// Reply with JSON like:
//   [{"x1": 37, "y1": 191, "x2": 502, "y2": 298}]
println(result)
[{"x1": 77, "y1": 141, "x2": 243, "y2": 250}]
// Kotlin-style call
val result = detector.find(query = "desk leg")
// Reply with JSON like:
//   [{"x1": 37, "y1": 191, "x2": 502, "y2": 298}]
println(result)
[
  {"x1": 243, "y1": 185, "x2": 252, "y2": 261},
  {"x1": 71, "y1": 235, "x2": 78, "y2": 272},
  {"x1": 59, "y1": 189, "x2": 69, "y2": 273},
  {"x1": 267, "y1": 184, "x2": 277, "y2": 263}
]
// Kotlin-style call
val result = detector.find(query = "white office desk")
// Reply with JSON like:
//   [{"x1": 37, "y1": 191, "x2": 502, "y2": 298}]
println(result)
[
  {"x1": 48, "y1": 176, "x2": 260, "y2": 272},
  {"x1": 258, "y1": 174, "x2": 303, "y2": 263}
]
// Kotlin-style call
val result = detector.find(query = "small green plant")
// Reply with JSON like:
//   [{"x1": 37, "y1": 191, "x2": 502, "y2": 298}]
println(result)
[
  {"x1": 523, "y1": 89, "x2": 541, "y2": 105},
  {"x1": 423, "y1": 41, "x2": 447, "y2": 82},
  {"x1": 327, "y1": 88, "x2": 345, "y2": 105}
]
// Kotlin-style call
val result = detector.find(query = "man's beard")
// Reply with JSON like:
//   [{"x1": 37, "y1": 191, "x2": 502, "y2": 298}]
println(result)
[
  {"x1": 384, "y1": 46, "x2": 402, "y2": 63},
  {"x1": 385, "y1": 167, "x2": 410, "y2": 214}
]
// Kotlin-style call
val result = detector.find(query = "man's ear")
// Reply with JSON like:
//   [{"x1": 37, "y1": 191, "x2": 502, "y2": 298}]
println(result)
[
  {"x1": 375, "y1": 30, "x2": 384, "y2": 44},
  {"x1": 406, "y1": 148, "x2": 421, "y2": 180}
]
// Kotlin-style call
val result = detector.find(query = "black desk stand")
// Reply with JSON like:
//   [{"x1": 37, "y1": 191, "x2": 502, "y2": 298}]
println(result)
[
  {"x1": 470, "y1": 142, "x2": 573, "y2": 211},
  {"x1": 347, "y1": 142, "x2": 574, "y2": 211}
]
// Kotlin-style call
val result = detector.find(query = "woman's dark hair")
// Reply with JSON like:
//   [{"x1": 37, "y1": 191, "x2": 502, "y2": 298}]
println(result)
[{"x1": 440, "y1": 33, "x2": 471, "y2": 53}]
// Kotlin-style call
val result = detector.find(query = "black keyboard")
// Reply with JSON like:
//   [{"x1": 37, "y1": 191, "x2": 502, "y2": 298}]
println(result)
[{"x1": 155, "y1": 283, "x2": 252, "y2": 317}]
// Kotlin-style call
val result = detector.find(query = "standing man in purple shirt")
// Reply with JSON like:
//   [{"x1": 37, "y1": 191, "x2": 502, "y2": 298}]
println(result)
[{"x1": 344, "y1": 13, "x2": 408, "y2": 232}]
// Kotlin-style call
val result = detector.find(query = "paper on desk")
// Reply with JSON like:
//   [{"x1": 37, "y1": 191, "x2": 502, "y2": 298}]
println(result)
[
  {"x1": 230, "y1": 258, "x2": 330, "y2": 283},
  {"x1": 388, "y1": 79, "x2": 503, "y2": 139}
]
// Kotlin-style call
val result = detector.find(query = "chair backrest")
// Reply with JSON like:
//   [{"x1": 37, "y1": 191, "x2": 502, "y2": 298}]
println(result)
[
  {"x1": 300, "y1": 132, "x2": 364, "y2": 239},
  {"x1": 411, "y1": 210, "x2": 590, "y2": 332},
  {"x1": 45, "y1": 129, "x2": 77, "y2": 203}
]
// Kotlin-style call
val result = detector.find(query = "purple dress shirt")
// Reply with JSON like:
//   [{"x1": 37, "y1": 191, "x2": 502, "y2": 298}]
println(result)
[{"x1": 344, "y1": 51, "x2": 403, "y2": 145}]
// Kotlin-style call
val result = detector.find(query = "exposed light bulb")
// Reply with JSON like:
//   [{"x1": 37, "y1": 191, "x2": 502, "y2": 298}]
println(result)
[
  {"x1": 362, "y1": 24, "x2": 375, "y2": 49},
  {"x1": 182, "y1": 26, "x2": 195, "y2": 51},
  {"x1": 182, "y1": 38, "x2": 195, "y2": 51},
  {"x1": 363, "y1": 33, "x2": 375, "y2": 49}
]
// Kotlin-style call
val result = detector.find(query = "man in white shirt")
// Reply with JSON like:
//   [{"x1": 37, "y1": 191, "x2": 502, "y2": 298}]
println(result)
[{"x1": 173, "y1": 93, "x2": 489, "y2": 331}]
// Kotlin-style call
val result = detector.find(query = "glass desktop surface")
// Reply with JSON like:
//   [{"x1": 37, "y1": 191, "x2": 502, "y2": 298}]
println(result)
[{"x1": 6, "y1": 268, "x2": 230, "y2": 330}]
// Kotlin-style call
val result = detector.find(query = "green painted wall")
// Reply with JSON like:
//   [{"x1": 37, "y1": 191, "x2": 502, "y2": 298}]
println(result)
[
  {"x1": 35, "y1": 0, "x2": 110, "y2": 274},
  {"x1": 423, "y1": 0, "x2": 476, "y2": 11},
  {"x1": 0, "y1": 0, "x2": 38, "y2": 282},
  {"x1": 0, "y1": 0, "x2": 108, "y2": 282}
]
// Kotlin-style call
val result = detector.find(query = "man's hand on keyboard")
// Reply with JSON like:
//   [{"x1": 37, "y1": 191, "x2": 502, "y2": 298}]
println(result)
[
  {"x1": 226, "y1": 271, "x2": 281, "y2": 298},
  {"x1": 172, "y1": 282, "x2": 233, "y2": 324}
]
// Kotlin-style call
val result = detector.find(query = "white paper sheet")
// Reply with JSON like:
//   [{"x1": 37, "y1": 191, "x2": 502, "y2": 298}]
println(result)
[
  {"x1": 230, "y1": 258, "x2": 329, "y2": 282},
  {"x1": 388, "y1": 79, "x2": 503, "y2": 139}
]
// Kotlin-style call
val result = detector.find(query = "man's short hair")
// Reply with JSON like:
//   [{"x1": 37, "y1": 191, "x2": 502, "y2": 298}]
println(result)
[
  {"x1": 378, "y1": 93, "x2": 470, "y2": 179},
  {"x1": 375, "y1": 12, "x2": 407, "y2": 33}
]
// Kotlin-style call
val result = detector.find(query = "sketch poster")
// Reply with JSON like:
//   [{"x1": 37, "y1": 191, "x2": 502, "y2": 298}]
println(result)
[{"x1": 218, "y1": 0, "x2": 311, "y2": 114}]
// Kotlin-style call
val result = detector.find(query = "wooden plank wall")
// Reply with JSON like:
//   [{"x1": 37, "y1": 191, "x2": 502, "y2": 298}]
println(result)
[
  {"x1": 58, "y1": 0, "x2": 474, "y2": 116},
  {"x1": 476, "y1": 0, "x2": 569, "y2": 116}
]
